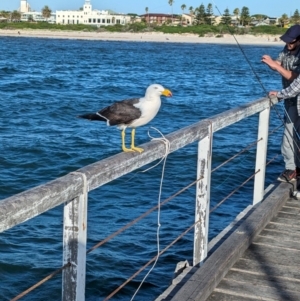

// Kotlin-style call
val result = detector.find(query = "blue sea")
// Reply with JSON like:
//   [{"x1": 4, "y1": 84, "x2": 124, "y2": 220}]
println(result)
[{"x1": 0, "y1": 36, "x2": 284, "y2": 300}]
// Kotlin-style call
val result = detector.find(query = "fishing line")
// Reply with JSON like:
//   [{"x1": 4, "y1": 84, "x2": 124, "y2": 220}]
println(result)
[
  {"x1": 130, "y1": 127, "x2": 170, "y2": 301},
  {"x1": 213, "y1": 2, "x2": 300, "y2": 163}
]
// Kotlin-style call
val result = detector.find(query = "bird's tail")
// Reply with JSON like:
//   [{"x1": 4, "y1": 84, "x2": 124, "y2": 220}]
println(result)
[{"x1": 77, "y1": 113, "x2": 106, "y2": 121}]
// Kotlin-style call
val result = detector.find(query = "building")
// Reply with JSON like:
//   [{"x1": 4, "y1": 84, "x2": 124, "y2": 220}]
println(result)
[
  {"x1": 20, "y1": 11, "x2": 56, "y2": 23},
  {"x1": 19, "y1": 0, "x2": 56, "y2": 23},
  {"x1": 19, "y1": 0, "x2": 30, "y2": 13},
  {"x1": 56, "y1": 0, "x2": 131, "y2": 26},
  {"x1": 182, "y1": 13, "x2": 194, "y2": 25},
  {"x1": 0, "y1": 16, "x2": 8, "y2": 23},
  {"x1": 140, "y1": 13, "x2": 173, "y2": 25}
]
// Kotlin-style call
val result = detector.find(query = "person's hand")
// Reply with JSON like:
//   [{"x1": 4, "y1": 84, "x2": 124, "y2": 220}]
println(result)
[
  {"x1": 269, "y1": 91, "x2": 278, "y2": 97},
  {"x1": 261, "y1": 55, "x2": 279, "y2": 70}
]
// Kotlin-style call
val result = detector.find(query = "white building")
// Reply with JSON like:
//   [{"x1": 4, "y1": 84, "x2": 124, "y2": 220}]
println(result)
[
  {"x1": 20, "y1": 12, "x2": 56, "y2": 23},
  {"x1": 56, "y1": 0, "x2": 131, "y2": 26},
  {"x1": 19, "y1": 0, "x2": 30, "y2": 13},
  {"x1": 19, "y1": 0, "x2": 56, "y2": 23}
]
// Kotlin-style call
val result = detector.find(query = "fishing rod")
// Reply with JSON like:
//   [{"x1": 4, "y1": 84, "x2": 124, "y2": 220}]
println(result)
[{"x1": 212, "y1": 3, "x2": 300, "y2": 166}]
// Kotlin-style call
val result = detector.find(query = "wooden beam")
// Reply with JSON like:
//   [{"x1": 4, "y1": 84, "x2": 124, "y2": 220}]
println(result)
[
  {"x1": 0, "y1": 97, "x2": 276, "y2": 234},
  {"x1": 170, "y1": 182, "x2": 291, "y2": 301}
]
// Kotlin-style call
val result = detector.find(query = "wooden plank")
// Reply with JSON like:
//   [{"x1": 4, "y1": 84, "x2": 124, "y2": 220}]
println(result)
[
  {"x1": 276, "y1": 212, "x2": 300, "y2": 220},
  {"x1": 265, "y1": 222, "x2": 300, "y2": 233},
  {"x1": 170, "y1": 182, "x2": 290, "y2": 301},
  {"x1": 280, "y1": 206, "x2": 300, "y2": 214},
  {"x1": 271, "y1": 215, "x2": 300, "y2": 227},
  {"x1": 253, "y1": 107, "x2": 270, "y2": 205},
  {"x1": 194, "y1": 125, "x2": 212, "y2": 266},
  {"x1": 0, "y1": 173, "x2": 85, "y2": 233},
  {"x1": 210, "y1": 97, "x2": 272, "y2": 133},
  {"x1": 206, "y1": 291, "x2": 261, "y2": 301},
  {"x1": 62, "y1": 190, "x2": 87, "y2": 301},
  {"x1": 284, "y1": 199, "x2": 300, "y2": 207},
  {"x1": 78, "y1": 97, "x2": 272, "y2": 191},
  {"x1": 258, "y1": 229, "x2": 300, "y2": 241},
  {"x1": 0, "y1": 97, "x2": 273, "y2": 234},
  {"x1": 224, "y1": 269, "x2": 300, "y2": 292},
  {"x1": 242, "y1": 244, "x2": 300, "y2": 266},
  {"x1": 232, "y1": 258, "x2": 300, "y2": 281},
  {"x1": 214, "y1": 279, "x2": 300, "y2": 301}
]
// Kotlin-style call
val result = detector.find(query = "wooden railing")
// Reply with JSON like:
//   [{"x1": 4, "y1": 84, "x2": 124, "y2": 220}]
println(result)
[{"x1": 0, "y1": 96, "x2": 277, "y2": 300}]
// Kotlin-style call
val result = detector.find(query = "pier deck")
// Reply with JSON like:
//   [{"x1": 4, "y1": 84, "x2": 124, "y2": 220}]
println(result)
[{"x1": 156, "y1": 181, "x2": 300, "y2": 301}]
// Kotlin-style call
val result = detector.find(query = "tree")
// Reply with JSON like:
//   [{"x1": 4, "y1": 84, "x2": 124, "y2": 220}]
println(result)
[
  {"x1": 181, "y1": 4, "x2": 186, "y2": 25},
  {"x1": 11, "y1": 10, "x2": 21, "y2": 22},
  {"x1": 188, "y1": 6, "x2": 194, "y2": 25},
  {"x1": 168, "y1": 0, "x2": 174, "y2": 24},
  {"x1": 291, "y1": 9, "x2": 300, "y2": 25},
  {"x1": 221, "y1": 8, "x2": 231, "y2": 25},
  {"x1": 0, "y1": 10, "x2": 10, "y2": 20},
  {"x1": 128, "y1": 13, "x2": 138, "y2": 24},
  {"x1": 240, "y1": 6, "x2": 250, "y2": 26},
  {"x1": 279, "y1": 13, "x2": 289, "y2": 27},
  {"x1": 233, "y1": 8, "x2": 240, "y2": 26},
  {"x1": 27, "y1": 14, "x2": 34, "y2": 22},
  {"x1": 145, "y1": 7, "x2": 149, "y2": 25},
  {"x1": 42, "y1": 5, "x2": 52, "y2": 21},
  {"x1": 195, "y1": 4, "x2": 205, "y2": 25},
  {"x1": 205, "y1": 3, "x2": 214, "y2": 25}
]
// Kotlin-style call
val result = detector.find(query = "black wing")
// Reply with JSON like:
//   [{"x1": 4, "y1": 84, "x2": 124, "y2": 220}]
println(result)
[{"x1": 99, "y1": 98, "x2": 142, "y2": 126}]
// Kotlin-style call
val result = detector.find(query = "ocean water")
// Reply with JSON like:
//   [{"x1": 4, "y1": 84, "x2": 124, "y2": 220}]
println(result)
[{"x1": 0, "y1": 36, "x2": 284, "y2": 300}]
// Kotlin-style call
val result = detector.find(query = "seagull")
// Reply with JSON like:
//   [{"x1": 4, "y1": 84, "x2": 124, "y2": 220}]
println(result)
[{"x1": 78, "y1": 84, "x2": 172, "y2": 153}]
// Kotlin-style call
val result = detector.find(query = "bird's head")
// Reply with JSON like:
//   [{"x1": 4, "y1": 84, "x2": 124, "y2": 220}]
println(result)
[{"x1": 146, "y1": 84, "x2": 172, "y2": 98}]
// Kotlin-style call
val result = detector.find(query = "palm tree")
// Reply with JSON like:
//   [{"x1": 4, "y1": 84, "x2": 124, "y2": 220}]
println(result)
[
  {"x1": 279, "y1": 13, "x2": 289, "y2": 27},
  {"x1": 145, "y1": 7, "x2": 149, "y2": 25},
  {"x1": 42, "y1": 5, "x2": 52, "y2": 22},
  {"x1": 189, "y1": 6, "x2": 194, "y2": 24},
  {"x1": 291, "y1": 9, "x2": 300, "y2": 25},
  {"x1": 233, "y1": 8, "x2": 240, "y2": 26},
  {"x1": 11, "y1": 10, "x2": 21, "y2": 22},
  {"x1": 168, "y1": 0, "x2": 174, "y2": 24},
  {"x1": 181, "y1": 4, "x2": 186, "y2": 25}
]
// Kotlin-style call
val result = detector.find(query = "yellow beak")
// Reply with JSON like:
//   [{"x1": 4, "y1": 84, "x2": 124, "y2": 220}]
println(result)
[{"x1": 162, "y1": 89, "x2": 172, "y2": 97}]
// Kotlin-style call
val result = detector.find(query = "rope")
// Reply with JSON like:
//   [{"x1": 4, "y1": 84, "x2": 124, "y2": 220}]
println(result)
[
  {"x1": 130, "y1": 127, "x2": 170, "y2": 301},
  {"x1": 86, "y1": 176, "x2": 203, "y2": 254},
  {"x1": 10, "y1": 131, "x2": 280, "y2": 300},
  {"x1": 103, "y1": 222, "x2": 198, "y2": 301}
]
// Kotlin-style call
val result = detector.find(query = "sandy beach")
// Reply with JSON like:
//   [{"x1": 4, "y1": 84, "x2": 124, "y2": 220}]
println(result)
[{"x1": 0, "y1": 28, "x2": 284, "y2": 45}]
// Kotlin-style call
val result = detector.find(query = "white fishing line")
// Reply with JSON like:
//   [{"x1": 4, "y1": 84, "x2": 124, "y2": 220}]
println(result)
[{"x1": 130, "y1": 127, "x2": 170, "y2": 301}]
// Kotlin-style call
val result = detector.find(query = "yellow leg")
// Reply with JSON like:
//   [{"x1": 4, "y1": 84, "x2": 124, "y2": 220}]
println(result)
[
  {"x1": 130, "y1": 128, "x2": 144, "y2": 153},
  {"x1": 121, "y1": 129, "x2": 133, "y2": 152}
]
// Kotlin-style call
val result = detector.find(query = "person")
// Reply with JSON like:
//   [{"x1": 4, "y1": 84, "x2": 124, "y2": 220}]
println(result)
[
  {"x1": 269, "y1": 74, "x2": 300, "y2": 100},
  {"x1": 262, "y1": 25, "x2": 300, "y2": 182}
]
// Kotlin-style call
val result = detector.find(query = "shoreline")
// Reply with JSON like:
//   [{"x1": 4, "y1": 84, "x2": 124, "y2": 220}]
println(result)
[{"x1": 0, "y1": 29, "x2": 284, "y2": 45}]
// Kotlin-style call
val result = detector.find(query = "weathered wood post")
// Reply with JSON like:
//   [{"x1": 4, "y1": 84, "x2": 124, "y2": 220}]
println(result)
[
  {"x1": 253, "y1": 106, "x2": 270, "y2": 205},
  {"x1": 193, "y1": 124, "x2": 213, "y2": 266},
  {"x1": 62, "y1": 173, "x2": 88, "y2": 301}
]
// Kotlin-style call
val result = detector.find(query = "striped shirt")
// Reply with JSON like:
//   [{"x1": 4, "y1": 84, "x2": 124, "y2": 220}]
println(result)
[
  {"x1": 276, "y1": 46, "x2": 300, "y2": 114},
  {"x1": 277, "y1": 75, "x2": 300, "y2": 114}
]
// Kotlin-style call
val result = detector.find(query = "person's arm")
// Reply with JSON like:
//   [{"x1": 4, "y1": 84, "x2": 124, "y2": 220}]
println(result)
[
  {"x1": 261, "y1": 55, "x2": 298, "y2": 80},
  {"x1": 269, "y1": 76, "x2": 300, "y2": 99}
]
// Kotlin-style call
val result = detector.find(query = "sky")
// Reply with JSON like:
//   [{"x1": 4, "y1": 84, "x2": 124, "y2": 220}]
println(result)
[{"x1": 0, "y1": 0, "x2": 298, "y2": 17}]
